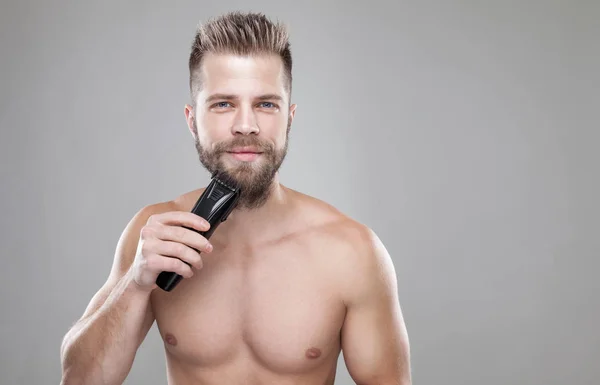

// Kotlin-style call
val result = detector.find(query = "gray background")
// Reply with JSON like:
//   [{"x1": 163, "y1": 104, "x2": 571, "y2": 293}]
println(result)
[{"x1": 1, "y1": 0, "x2": 598, "y2": 384}]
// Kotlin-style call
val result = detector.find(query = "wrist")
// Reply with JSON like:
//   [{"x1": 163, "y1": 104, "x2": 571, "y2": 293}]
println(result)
[{"x1": 123, "y1": 269, "x2": 155, "y2": 296}]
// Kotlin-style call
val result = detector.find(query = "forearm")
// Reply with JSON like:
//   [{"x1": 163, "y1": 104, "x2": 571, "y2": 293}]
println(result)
[{"x1": 60, "y1": 270, "x2": 153, "y2": 385}]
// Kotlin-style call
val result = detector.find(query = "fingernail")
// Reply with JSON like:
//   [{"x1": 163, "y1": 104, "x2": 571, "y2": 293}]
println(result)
[{"x1": 206, "y1": 243, "x2": 213, "y2": 252}]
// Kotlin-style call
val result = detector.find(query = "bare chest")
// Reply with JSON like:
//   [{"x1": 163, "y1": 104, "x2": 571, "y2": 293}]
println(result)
[{"x1": 150, "y1": 242, "x2": 346, "y2": 375}]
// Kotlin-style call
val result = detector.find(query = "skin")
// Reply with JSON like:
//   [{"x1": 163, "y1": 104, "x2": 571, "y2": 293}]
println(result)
[{"x1": 60, "y1": 52, "x2": 411, "y2": 385}]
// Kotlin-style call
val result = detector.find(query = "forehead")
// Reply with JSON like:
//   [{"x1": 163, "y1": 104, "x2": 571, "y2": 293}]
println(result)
[{"x1": 198, "y1": 53, "x2": 286, "y2": 97}]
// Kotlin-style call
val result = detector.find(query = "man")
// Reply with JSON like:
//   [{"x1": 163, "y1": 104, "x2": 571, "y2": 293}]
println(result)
[{"x1": 60, "y1": 11, "x2": 411, "y2": 385}]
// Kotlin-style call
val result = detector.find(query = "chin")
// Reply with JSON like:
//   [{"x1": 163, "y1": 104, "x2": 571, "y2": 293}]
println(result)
[
  {"x1": 219, "y1": 163, "x2": 255, "y2": 179},
  {"x1": 223, "y1": 157, "x2": 262, "y2": 171}
]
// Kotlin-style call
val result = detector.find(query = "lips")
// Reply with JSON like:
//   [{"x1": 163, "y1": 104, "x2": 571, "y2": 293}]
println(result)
[
  {"x1": 227, "y1": 147, "x2": 263, "y2": 154},
  {"x1": 225, "y1": 147, "x2": 263, "y2": 162}
]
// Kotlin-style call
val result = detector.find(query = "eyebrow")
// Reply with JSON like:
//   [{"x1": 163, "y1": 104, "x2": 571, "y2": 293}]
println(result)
[{"x1": 205, "y1": 93, "x2": 284, "y2": 104}]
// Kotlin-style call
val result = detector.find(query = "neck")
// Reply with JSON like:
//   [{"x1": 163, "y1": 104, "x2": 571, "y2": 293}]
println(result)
[{"x1": 218, "y1": 173, "x2": 291, "y2": 245}]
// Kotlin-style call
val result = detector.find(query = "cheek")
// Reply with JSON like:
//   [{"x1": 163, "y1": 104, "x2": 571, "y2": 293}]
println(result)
[
  {"x1": 256, "y1": 114, "x2": 288, "y2": 140},
  {"x1": 200, "y1": 113, "x2": 231, "y2": 141}
]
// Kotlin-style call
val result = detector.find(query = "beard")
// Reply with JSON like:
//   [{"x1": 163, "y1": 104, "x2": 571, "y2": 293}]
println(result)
[{"x1": 193, "y1": 118, "x2": 290, "y2": 210}]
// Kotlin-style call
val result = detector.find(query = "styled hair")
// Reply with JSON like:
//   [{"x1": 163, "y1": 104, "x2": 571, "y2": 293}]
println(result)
[{"x1": 188, "y1": 11, "x2": 293, "y2": 106}]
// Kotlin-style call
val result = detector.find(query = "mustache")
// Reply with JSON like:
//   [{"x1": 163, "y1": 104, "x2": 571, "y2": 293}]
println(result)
[{"x1": 212, "y1": 137, "x2": 274, "y2": 153}]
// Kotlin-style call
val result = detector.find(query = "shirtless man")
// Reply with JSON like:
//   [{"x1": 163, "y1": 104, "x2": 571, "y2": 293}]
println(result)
[{"x1": 60, "y1": 11, "x2": 411, "y2": 385}]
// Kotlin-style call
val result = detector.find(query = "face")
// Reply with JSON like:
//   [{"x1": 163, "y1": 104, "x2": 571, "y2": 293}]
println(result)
[{"x1": 185, "y1": 53, "x2": 296, "y2": 210}]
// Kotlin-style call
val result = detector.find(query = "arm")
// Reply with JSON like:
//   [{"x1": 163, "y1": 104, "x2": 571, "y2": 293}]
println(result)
[
  {"x1": 60, "y1": 205, "x2": 160, "y2": 385},
  {"x1": 341, "y1": 228, "x2": 411, "y2": 385}
]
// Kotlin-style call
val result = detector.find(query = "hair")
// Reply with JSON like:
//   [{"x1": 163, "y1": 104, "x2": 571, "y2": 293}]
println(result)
[{"x1": 188, "y1": 11, "x2": 293, "y2": 107}]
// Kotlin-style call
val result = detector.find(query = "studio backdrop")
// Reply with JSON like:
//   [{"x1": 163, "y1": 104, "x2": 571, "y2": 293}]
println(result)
[{"x1": 1, "y1": 1, "x2": 598, "y2": 384}]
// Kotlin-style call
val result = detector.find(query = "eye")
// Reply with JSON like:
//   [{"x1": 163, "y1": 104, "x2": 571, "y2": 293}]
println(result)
[
  {"x1": 213, "y1": 102, "x2": 232, "y2": 108},
  {"x1": 259, "y1": 102, "x2": 278, "y2": 109}
]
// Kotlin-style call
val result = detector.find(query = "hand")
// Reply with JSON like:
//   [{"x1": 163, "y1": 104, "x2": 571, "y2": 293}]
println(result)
[{"x1": 129, "y1": 211, "x2": 213, "y2": 291}]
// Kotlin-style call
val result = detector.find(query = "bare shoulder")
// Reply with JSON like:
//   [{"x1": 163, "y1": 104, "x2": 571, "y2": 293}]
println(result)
[
  {"x1": 289, "y1": 189, "x2": 397, "y2": 304},
  {"x1": 289, "y1": 188, "x2": 379, "y2": 251},
  {"x1": 170, "y1": 187, "x2": 206, "y2": 212},
  {"x1": 110, "y1": 200, "x2": 176, "y2": 275},
  {"x1": 111, "y1": 188, "x2": 206, "y2": 275}
]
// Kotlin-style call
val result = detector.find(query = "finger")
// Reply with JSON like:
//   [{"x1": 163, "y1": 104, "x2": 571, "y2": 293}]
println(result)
[
  {"x1": 147, "y1": 211, "x2": 210, "y2": 233},
  {"x1": 150, "y1": 224, "x2": 213, "y2": 254},
  {"x1": 147, "y1": 253, "x2": 195, "y2": 278},
  {"x1": 144, "y1": 239, "x2": 204, "y2": 270}
]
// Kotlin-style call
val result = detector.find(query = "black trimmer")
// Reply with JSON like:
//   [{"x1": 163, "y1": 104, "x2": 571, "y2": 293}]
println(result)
[{"x1": 155, "y1": 172, "x2": 241, "y2": 291}]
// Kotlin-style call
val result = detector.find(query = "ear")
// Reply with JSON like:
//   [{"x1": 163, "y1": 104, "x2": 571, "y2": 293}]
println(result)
[
  {"x1": 184, "y1": 104, "x2": 197, "y2": 138},
  {"x1": 288, "y1": 103, "x2": 297, "y2": 127}
]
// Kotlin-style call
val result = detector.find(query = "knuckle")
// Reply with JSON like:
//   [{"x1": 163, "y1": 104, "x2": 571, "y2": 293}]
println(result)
[
  {"x1": 201, "y1": 238, "x2": 212, "y2": 252},
  {"x1": 168, "y1": 257, "x2": 182, "y2": 271},
  {"x1": 186, "y1": 261, "x2": 196, "y2": 276},
  {"x1": 137, "y1": 255, "x2": 148, "y2": 268},
  {"x1": 174, "y1": 242, "x2": 186, "y2": 256},
  {"x1": 144, "y1": 254, "x2": 159, "y2": 270},
  {"x1": 188, "y1": 249, "x2": 202, "y2": 268},
  {"x1": 140, "y1": 225, "x2": 153, "y2": 239},
  {"x1": 177, "y1": 261, "x2": 192, "y2": 277},
  {"x1": 181, "y1": 265, "x2": 193, "y2": 278},
  {"x1": 187, "y1": 214, "x2": 206, "y2": 230},
  {"x1": 140, "y1": 239, "x2": 153, "y2": 254},
  {"x1": 174, "y1": 226, "x2": 187, "y2": 241},
  {"x1": 198, "y1": 218, "x2": 209, "y2": 230}
]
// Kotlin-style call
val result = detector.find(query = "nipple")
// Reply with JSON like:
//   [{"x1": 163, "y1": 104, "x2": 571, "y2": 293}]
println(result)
[
  {"x1": 305, "y1": 347, "x2": 322, "y2": 359},
  {"x1": 165, "y1": 333, "x2": 178, "y2": 346}
]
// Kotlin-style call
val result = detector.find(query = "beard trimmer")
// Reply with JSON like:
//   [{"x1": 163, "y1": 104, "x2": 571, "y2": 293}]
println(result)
[{"x1": 155, "y1": 172, "x2": 241, "y2": 292}]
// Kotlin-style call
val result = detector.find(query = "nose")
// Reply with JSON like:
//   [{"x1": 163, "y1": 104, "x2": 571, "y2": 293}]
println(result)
[{"x1": 232, "y1": 104, "x2": 259, "y2": 135}]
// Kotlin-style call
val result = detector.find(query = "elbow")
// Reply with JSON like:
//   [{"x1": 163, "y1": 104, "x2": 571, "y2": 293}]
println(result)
[
  {"x1": 60, "y1": 372, "x2": 81, "y2": 385},
  {"x1": 60, "y1": 365, "x2": 105, "y2": 385},
  {"x1": 60, "y1": 341, "x2": 92, "y2": 385},
  {"x1": 60, "y1": 366, "x2": 91, "y2": 385},
  {"x1": 60, "y1": 358, "x2": 86, "y2": 385}
]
